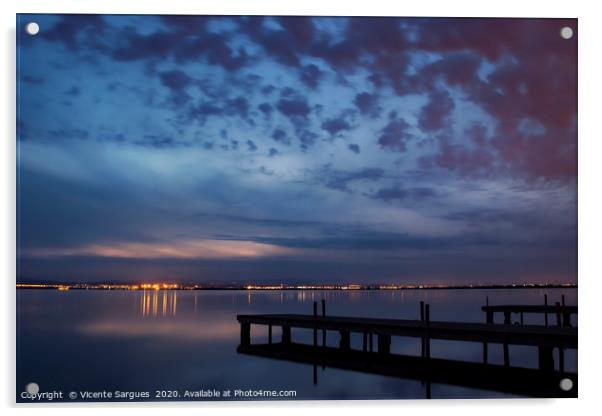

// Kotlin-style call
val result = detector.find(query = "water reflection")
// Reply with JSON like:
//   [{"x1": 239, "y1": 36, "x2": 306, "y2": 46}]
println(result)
[
  {"x1": 140, "y1": 290, "x2": 177, "y2": 317},
  {"x1": 17, "y1": 288, "x2": 577, "y2": 401}
]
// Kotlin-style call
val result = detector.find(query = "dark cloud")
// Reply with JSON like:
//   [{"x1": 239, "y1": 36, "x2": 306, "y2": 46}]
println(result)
[
  {"x1": 418, "y1": 89, "x2": 455, "y2": 132},
  {"x1": 189, "y1": 101, "x2": 222, "y2": 123},
  {"x1": 299, "y1": 64, "x2": 323, "y2": 89},
  {"x1": 159, "y1": 70, "x2": 193, "y2": 92},
  {"x1": 348, "y1": 143, "x2": 360, "y2": 154},
  {"x1": 212, "y1": 229, "x2": 500, "y2": 251},
  {"x1": 420, "y1": 126, "x2": 496, "y2": 177},
  {"x1": 244, "y1": 17, "x2": 317, "y2": 67},
  {"x1": 354, "y1": 92, "x2": 381, "y2": 119},
  {"x1": 321, "y1": 117, "x2": 352, "y2": 136},
  {"x1": 271, "y1": 128, "x2": 289, "y2": 145},
  {"x1": 276, "y1": 89, "x2": 311, "y2": 119},
  {"x1": 65, "y1": 86, "x2": 81, "y2": 96},
  {"x1": 246, "y1": 140, "x2": 258, "y2": 151},
  {"x1": 370, "y1": 186, "x2": 437, "y2": 202},
  {"x1": 378, "y1": 117, "x2": 414, "y2": 152},
  {"x1": 225, "y1": 96, "x2": 249, "y2": 118},
  {"x1": 43, "y1": 15, "x2": 106, "y2": 50},
  {"x1": 195, "y1": 212, "x2": 322, "y2": 228},
  {"x1": 320, "y1": 166, "x2": 385, "y2": 192},
  {"x1": 258, "y1": 102, "x2": 273, "y2": 117}
]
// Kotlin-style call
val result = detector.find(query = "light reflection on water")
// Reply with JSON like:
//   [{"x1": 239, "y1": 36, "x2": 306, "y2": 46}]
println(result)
[
  {"x1": 140, "y1": 290, "x2": 178, "y2": 317},
  {"x1": 17, "y1": 288, "x2": 577, "y2": 400}
]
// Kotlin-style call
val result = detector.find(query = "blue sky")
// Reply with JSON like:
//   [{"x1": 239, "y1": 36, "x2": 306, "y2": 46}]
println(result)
[{"x1": 17, "y1": 15, "x2": 577, "y2": 284}]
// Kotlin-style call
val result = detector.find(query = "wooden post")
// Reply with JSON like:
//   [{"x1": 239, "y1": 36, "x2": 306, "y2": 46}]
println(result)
[
  {"x1": 538, "y1": 346, "x2": 554, "y2": 371},
  {"x1": 321, "y1": 299, "x2": 326, "y2": 347},
  {"x1": 503, "y1": 342, "x2": 510, "y2": 367},
  {"x1": 559, "y1": 348, "x2": 565, "y2": 373},
  {"x1": 544, "y1": 294, "x2": 549, "y2": 326},
  {"x1": 241, "y1": 323, "x2": 251, "y2": 346},
  {"x1": 420, "y1": 301, "x2": 425, "y2": 358},
  {"x1": 483, "y1": 303, "x2": 489, "y2": 363},
  {"x1": 504, "y1": 311, "x2": 511, "y2": 325},
  {"x1": 563, "y1": 310, "x2": 572, "y2": 327},
  {"x1": 562, "y1": 294, "x2": 566, "y2": 306},
  {"x1": 425, "y1": 304, "x2": 431, "y2": 359},
  {"x1": 555, "y1": 302, "x2": 562, "y2": 327},
  {"x1": 268, "y1": 323, "x2": 272, "y2": 344},
  {"x1": 520, "y1": 312, "x2": 524, "y2": 325},
  {"x1": 363, "y1": 331, "x2": 368, "y2": 352},
  {"x1": 378, "y1": 334, "x2": 391, "y2": 355},
  {"x1": 369, "y1": 332, "x2": 373, "y2": 352},
  {"x1": 282, "y1": 326, "x2": 291, "y2": 344},
  {"x1": 313, "y1": 301, "x2": 318, "y2": 348},
  {"x1": 339, "y1": 331, "x2": 350, "y2": 350}
]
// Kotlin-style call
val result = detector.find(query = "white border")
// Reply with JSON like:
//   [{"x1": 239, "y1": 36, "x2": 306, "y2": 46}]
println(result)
[{"x1": 2, "y1": 1, "x2": 601, "y2": 415}]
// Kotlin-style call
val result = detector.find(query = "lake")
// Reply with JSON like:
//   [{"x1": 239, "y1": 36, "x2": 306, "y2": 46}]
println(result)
[{"x1": 16, "y1": 288, "x2": 577, "y2": 401}]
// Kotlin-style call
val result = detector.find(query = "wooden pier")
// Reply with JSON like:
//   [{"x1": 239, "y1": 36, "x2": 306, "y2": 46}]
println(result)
[
  {"x1": 482, "y1": 294, "x2": 577, "y2": 326},
  {"x1": 236, "y1": 301, "x2": 577, "y2": 397}
]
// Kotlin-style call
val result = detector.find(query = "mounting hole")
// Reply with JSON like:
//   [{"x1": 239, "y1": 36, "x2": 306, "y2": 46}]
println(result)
[
  {"x1": 559, "y1": 378, "x2": 573, "y2": 391},
  {"x1": 560, "y1": 26, "x2": 573, "y2": 40},
  {"x1": 25, "y1": 382, "x2": 39, "y2": 395},
  {"x1": 25, "y1": 22, "x2": 40, "y2": 36}
]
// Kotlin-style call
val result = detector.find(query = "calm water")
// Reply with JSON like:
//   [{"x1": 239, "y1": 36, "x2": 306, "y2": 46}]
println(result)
[{"x1": 16, "y1": 288, "x2": 577, "y2": 401}]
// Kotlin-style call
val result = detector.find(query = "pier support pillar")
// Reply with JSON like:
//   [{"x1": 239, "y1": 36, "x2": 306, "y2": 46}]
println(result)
[
  {"x1": 562, "y1": 312, "x2": 572, "y2": 327},
  {"x1": 241, "y1": 323, "x2": 251, "y2": 346},
  {"x1": 504, "y1": 312, "x2": 511, "y2": 325},
  {"x1": 486, "y1": 311, "x2": 494, "y2": 324},
  {"x1": 268, "y1": 324, "x2": 272, "y2": 344},
  {"x1": 282, "y1": 326, "x2": 291, "y2": 344},
  {"x1": 339, "y1": 331, "x2": 350, "y2": 350},
  {"x1": 378, "y1": 334, "x2": 391, "y2": 355},
  {"x1": 538, "y1": 346, "x2": 554, "y2": 371}
]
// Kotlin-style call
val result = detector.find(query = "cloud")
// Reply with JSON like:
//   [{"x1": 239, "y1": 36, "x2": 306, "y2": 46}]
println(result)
[
  {"x1": 159, "y1": 70, "x2": 193, "y2": 92},
  {"x1": 370, "y1": 186, "x2": 437, "y2": 202},
  {"x1": 23, "y1": 239, "x2": 293, "y2": 260},
  {"x1": 354, "y1": 92, "x2": 381, "y2": 118},
  {"x1": 276, "y1": 89, "x2": 311, "y2": 119},
  {"x1": 348, "y1": 143, "x2": 360, "y2": 154},
  {"x1": 321, "y1": 117, "x2": 352, "y2": 136},
  {"x1": 378, "y1": 117, "x2": 414, "y2": 152},
  {"x1": 271, "y1": 128, "x2": 290, "y2": 145},
  {"x1": 418, "y1": 89, "x2": 455, "y2": 132},
  {"x1": 319, "y1": 166, "x2": 385, "y2": 192},
  {"x1": 299, "y1": 64, "x2": 322, "y2": 89}
]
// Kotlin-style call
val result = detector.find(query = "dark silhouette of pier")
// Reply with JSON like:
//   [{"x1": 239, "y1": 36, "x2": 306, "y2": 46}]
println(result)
[{"x1": 236, "y1": 299, "x2": 577, "y2": 398}]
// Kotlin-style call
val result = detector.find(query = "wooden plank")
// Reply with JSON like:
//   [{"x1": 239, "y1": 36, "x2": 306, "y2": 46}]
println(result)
[{"x1": 482, "y1": 305, "x2": 577, "y2": 313}]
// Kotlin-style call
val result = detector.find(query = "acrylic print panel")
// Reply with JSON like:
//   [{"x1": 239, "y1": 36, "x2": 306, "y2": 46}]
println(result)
[{"x1": 16, "y1": 14, "x2": 577, "y2": 402}]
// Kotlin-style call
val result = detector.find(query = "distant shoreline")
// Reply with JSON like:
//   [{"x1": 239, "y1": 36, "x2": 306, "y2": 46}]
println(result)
[{"x1": 15, "y1": 283, "x2": 578, "y2": 291}]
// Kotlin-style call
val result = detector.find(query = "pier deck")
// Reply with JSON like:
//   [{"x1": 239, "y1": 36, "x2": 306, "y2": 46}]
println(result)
[{"x1": 237, "y1": 313, "x2": 577, "y2": 348}]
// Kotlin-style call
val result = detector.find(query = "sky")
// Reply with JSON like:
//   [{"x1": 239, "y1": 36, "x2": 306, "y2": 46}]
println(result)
[{"x1": 16, "y1": 15, "x2": 577, "y2": 285}]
